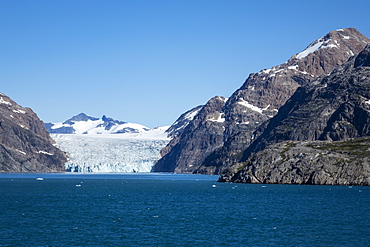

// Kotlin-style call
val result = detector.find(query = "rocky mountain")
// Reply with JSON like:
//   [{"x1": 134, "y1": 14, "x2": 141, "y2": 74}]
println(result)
[
  {"x1": 154, "y1": 27, "x2": 370, "y2": 174},
  {"x1": 45, "y1": 113, "x2": 151, "y2": 135},
  {"x1": 165, "y1": 105, "x2": 203, "y2": 139},
  {"x1": 160, "y1": 105, "x2": 203, "y2": 158},
  {"x1": 155, "y1": 96, "x2": 227, "y2": 173},
  {"x1": 219, "y1": 45, "x2": 370, "y2": 185},
  {"x1": 219, "y1": 138, "x2": 370, "y2": 185},
  {"x1": 0, "y1": 93, "x2": 67, "y2": 172}
]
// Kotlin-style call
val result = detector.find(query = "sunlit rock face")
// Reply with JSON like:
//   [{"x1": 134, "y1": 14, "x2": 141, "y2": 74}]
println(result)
[
  {"x1": 0, "y1": 93, "x2": 67, "y2": 172},
  {"x1": 219, "y1": 45, "x2": 370, "y2": 185},
  {"x1": 155, "y1": 28, "x2": 370, "y2": 175}
]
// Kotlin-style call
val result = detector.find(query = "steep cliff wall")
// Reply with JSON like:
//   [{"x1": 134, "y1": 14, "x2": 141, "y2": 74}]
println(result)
[
  {"x1": 155, "y1": 28, "x2": 370, "y2": 174},
  {"x1": 0, "y1": 93, "x2": 67, "y2": 172}
]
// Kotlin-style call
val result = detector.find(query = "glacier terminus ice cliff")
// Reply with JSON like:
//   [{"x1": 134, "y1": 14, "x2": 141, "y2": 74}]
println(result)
[{"x1": 45, "y1": 112, "x2": 196, "y2": 172}]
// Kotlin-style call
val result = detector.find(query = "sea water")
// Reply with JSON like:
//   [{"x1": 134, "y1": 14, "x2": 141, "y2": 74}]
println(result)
[{"x1": 0, "y1": 173, "x2": 369, "y2": 246}]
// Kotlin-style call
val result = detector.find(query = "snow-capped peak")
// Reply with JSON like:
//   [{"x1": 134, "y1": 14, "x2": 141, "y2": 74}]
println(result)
[
  {"x1": 44, "y1": 113, "x2": 163, "y2": 137},
  {"x1": 295, "y1": 36, "x2": 338, "y2": 59}
]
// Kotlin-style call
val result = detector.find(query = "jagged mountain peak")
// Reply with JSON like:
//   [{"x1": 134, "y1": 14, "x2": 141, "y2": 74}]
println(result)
[
  {"x1": 258, "y1": 44, "x2": 370, "y2": 145},
  {"x1": 0, "y1": 92, "x2": 51, "y2": 141},
  {"x1": 45, "y1": 113, "x2": 150, "y2": 135},
  {"x1": 219, "y1": 45, "x2": 370, "y2": 185},
  {"x1": 231, "y1": 28, "x2": 370, "y2": 121},
  {"x1": 63, "y1": 113, "x2": 99, "y2": 124},
  {"x1": 292, "y1": 27, "x2": 368, "y2": 60},
  {"x1": 165, "y1": 105, "x2": 203, "y2": 139},
  {"x1": 0, "y1": 92, "x2": 67, "y2": 172},
  {"x1": 155, "y1": 27, "x2": 370, "y2": 175}
]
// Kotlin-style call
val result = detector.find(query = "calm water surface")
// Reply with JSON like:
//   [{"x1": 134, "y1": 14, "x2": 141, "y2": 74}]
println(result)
[{"x1": 0, "y1": 173, "x2": 369, "y2": 246}]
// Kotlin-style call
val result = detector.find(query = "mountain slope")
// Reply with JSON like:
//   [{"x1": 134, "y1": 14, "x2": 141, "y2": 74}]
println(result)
[
  {"x1": 0, "y1": 93, "x2": 67, "y2": 172},
  {"x1": 154, "y1": 96, "x2": 226, "y2": 173},
  {"x1": 219, "y1": 45, "x2": 370, "y2": 185},
  {"x1": 154, "y1": 27, "x2": 370, "y2": 174}
]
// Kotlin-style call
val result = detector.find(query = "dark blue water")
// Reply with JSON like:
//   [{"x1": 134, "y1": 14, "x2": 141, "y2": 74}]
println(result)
[{"x1": 0, "y1": 173, "x2": 369, "y2": 246}]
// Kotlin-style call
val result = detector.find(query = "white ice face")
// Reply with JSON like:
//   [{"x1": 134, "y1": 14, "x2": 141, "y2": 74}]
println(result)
[{"x1": 51, "y1": 133, "x2": 170, "y2": 173}]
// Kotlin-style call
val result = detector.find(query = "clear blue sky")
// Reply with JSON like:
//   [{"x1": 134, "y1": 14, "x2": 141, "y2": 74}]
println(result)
[{"x1": 1, "y1": 0, "x2": 370, "y2": 127}]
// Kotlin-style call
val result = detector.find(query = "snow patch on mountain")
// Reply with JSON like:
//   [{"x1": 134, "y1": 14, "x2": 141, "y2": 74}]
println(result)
[
  {"x1": 207, "y1": 112, "x2": 225, "y2": 123},
  {"x1": 237, "y1": 98, "x2": 270, "y2": 114},
  {"x1": 165, "y1": 105, "x2": 204, "y2": 138},
  {"x1": 296, "y1": 37, "x2": 339, "y2": 59},
  {"x1": 0, "y1": 97, "x2": 12, "y2": 105}
]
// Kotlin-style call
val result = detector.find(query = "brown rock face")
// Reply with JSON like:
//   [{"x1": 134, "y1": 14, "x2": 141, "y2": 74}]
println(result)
[
  {"x1": 220, "y1": 45, "x2": 370, "y2": 185},
  {"x1": 154, "y1": 96, "x2": 226, "y2": 173},
  {"x1": 0, "y1": 93, "x2": 67, "y2": 172},
  {"x1": 155, "y1": 28, "x2": 370, "y2": 174}
]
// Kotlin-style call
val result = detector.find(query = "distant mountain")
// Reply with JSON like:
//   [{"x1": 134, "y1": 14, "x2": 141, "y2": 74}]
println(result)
[
  {"x1": 45, "y1": 113, "x2": 151, "y2": 135},
  {"x1": 0, "y1": 93, "x2": 67, "y2": 172},
  {"x1": 219, "y1": 45, "x2": 370, "y2": 185},
  {"x1": 154, "y1": 27, "x2": 370, "y2": 174}
]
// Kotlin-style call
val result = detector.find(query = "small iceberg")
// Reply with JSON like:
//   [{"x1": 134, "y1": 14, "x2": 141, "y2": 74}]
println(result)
[{"x1": 36, "y1": 178, "x2": 44, "y2": 181}]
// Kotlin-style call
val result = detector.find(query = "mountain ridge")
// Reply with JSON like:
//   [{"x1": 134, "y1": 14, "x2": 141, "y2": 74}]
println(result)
[
  {"x1": 45, "y1": 113, "x2": 151, "y2": 135},
  {"x1": 219, "y1": 44, "x2": 370, "y2": 185},
  {"x1": 154, "y1": 27, "x2": 370, "y2": 174},
  {"x1": 0, "y1": 92, "x2": 67, "y2": 172}
]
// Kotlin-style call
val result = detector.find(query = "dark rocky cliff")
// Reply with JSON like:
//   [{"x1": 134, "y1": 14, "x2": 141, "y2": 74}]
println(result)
[
  {"x1": 219, "y1": 138, "x2": 370, "y2": 185},
  {"x1": 219, "y1": 45, "x2": 370, "y2": 185},
  {"x1": 0, "y1": 93, "x2": 67, "y2": 172},
  {"x1": 155, "y1": 28, "x2": 370, "y2": 174},
  {"x1": 154, "y1": 97, "x2": 226, "y2": 173}
]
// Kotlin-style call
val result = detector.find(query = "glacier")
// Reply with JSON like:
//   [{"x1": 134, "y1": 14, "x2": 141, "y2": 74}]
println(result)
[
  {"x1": 52, "y1": 133, "x2": 170, "y2": 173},
  {"x1": 46, "y1": 112, "x2": 198, "y2": 173}
]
